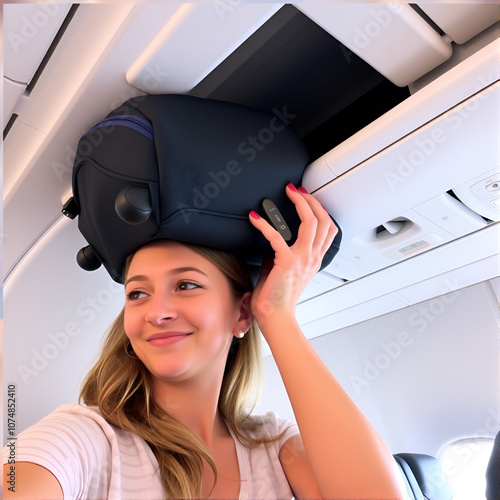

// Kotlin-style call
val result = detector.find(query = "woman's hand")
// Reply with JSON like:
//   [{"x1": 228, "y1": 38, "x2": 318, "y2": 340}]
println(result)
[{"x1": 248, "y1": 183, "x2": 338, "y2": 329}]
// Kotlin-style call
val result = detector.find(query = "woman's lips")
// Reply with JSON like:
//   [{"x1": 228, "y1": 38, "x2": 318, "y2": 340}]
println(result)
[{"x1": 147, "y1": 331, "x2": 192, "y2": 346}]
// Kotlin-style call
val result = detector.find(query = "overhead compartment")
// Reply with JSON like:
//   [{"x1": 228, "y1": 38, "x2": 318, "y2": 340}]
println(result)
[
  {"x1": 304, "y1": 39, "x2": 499, "y2": 187},
  {"x1": 294, "y1": 35, "x2": 499, "y2": 334},
  {"x1": 294, "y1": 3, "x2": 453, "y2": 87},
  {"x1": 3, "y1": 2, "x2": 498, "y2": 339},
  {"x1": 302, "y1": 39, "x2": 499, "y2": 286}
]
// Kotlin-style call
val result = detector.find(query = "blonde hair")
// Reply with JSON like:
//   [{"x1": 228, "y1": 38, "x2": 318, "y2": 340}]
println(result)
[{"x1": 80, "y1": 242, "x2": 278, "y2": 498}]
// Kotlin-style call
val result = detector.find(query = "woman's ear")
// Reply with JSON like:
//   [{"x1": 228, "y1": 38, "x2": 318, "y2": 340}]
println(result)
[{"x1": 235, "y1": 291, "x2": 253, "y2": 335}]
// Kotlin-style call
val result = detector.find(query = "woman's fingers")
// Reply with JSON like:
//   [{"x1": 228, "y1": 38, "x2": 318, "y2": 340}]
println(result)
[
  {"x1": 295, "y1": 186, "x2": 339, "y2": 255},
  {"x1": 248, "y1": 183, "x2": 338, "y2": 270},
  {"x1": 284, "y1": 184, "x2": 318, "y2": 251},
  {"x1": 248, "y1": 210, "x2": 290, "y2": 256},
  {"x1": 285, "y1": 184, "x2": 338, "y2": 261},
  {"x1": 248, "y1": 184, "x2": 339, "y2": 320}
]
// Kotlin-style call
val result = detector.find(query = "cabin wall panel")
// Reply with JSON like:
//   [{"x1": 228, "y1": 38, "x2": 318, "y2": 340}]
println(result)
[{"x1": 259, "y1": 281, "x2": 499, "y2": 456}]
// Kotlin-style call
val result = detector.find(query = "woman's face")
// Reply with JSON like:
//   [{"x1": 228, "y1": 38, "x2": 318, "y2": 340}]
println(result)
[{"x1": 123, "y1": 240, "x2": 249, "y2": 386}]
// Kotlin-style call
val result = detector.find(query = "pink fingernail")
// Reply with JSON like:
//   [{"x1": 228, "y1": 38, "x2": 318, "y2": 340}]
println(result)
[
  {"x1": 287, "y1": 183, "x2": 298, "y2": 192},
  {"x1": 298, "y1": 186, "x2": 308, "y2": 194},
  {"x1": 250, "y1": 211, "x2": 260, "y2": 219}
]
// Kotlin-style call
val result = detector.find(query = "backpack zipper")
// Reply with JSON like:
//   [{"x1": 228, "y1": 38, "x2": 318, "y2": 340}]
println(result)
[{"x1": 83, "y1": 115, "x2": 154, "y2": 140}]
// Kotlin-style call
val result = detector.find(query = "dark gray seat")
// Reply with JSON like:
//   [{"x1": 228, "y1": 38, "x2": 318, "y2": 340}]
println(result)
[
  {"x1": 486, "y1": 431, "x2": 500, "y2": 500},
  {"x1": 394, "y1": 454, "x2": 425, "y2": 500},
  {"x1": 394, "y1": 453, "x2": 454, "y2": 500}
]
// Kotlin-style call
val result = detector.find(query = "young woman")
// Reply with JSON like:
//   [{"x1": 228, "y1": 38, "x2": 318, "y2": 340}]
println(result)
[{"x1": 3, "y1": 184, "x2": 407, "y2": 499}]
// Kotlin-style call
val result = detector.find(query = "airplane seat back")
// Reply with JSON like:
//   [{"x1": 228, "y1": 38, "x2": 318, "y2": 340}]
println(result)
[
  {"x1": 486, "y1": 431, "x2": 500, "y2": 500},
  {"x1": 394, "y1": 453, "x2": 454, "y2": 500}
]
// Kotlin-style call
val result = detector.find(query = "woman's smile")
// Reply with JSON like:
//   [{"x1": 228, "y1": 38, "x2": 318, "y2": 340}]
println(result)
[{"x1": 147, "y1": 331, "x2": 193, "y2": 347}]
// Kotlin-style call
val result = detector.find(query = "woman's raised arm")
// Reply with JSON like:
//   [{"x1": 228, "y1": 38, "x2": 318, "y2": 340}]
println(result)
[{"x1": 249, "y1": 184, "x2": 408, "y2": 500}]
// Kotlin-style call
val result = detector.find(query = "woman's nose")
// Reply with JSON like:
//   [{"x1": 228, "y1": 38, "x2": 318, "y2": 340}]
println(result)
[{"x1": 145, "y1": 294, "x2": 177, "y2": 325}]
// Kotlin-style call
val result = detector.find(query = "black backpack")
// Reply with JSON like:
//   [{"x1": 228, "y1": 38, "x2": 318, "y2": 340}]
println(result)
[{"x1": 64, "y1": 94, "x2": 341, "y2": 283}]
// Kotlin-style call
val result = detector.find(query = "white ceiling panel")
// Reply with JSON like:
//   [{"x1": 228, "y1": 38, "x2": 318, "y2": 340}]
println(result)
[{"x1": 3, "y1": 3, "x2": 71, "y2": 83}]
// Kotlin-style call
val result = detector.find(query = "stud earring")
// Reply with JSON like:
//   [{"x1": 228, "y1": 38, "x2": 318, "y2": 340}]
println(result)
[{"x1": 237, "y1": 330, "x2": 246, "y2": 339}]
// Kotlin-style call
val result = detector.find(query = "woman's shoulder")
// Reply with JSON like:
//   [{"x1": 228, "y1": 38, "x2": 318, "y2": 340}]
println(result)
[
  {"x1": 39, "y1": 403, "x2": 113, "y2": 429},
  {"x1": 8, "y1": 403, "x2": 155, "y2": 469},
  {"x1": 48, "y1": 403, "x2": 107, "y2": 420},
  {"x1": 22, "y1": 404, "x2": 134, "y2": 446},
  {"x1": 5, "y1": 407, "x2": 161, "y2": 499}
]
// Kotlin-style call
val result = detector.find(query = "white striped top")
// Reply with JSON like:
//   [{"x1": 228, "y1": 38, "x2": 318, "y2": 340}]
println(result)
[{"x1": 2, "y1": 404, "x2": 299, "y2": 499}]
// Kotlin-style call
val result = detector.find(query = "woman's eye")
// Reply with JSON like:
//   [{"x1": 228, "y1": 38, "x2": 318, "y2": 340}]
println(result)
[
  {"x1": 127, "y1": 290, "x2": 148, "y2": 301},
  {"x1": 178, "y1": 281, "x2": 201, "y2": 291}
]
